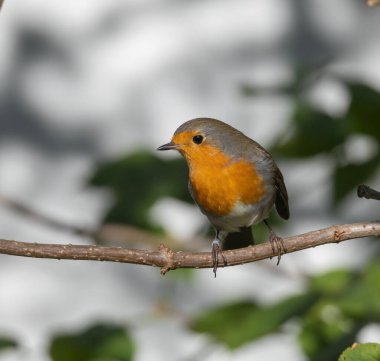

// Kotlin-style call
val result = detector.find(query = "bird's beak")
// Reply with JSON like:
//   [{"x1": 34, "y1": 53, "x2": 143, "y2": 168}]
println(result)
[{"x1": 157, "y1": 141, "x2": 178, "y2": 151}]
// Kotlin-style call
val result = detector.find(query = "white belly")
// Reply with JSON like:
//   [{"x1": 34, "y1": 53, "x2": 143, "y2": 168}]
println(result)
[{"x1": 206, "y1": 188, "x2": 276, "y2": 232}]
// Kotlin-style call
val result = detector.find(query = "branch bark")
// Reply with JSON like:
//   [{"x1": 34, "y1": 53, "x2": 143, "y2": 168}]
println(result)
[{"x1": 0, "y1": 222, "x2": 379, "y2": 274}]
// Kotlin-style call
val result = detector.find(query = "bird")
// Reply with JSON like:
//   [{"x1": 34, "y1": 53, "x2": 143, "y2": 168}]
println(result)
[{"x1": 157, "y1": 118, "x2": 289, "y2": 276}]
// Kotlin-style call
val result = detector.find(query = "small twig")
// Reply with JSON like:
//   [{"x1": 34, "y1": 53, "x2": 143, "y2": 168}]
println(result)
[
  {"x1": 357, "y1": 185, "x2": 380, "y2": 201},
  {"x1": 0, "y1": 222, "x2": 378, "y2": 274},
  {"x1": 0, "y1": 194, "x2": 174, "y2": 248},
  {"x1": 0, "y1": 194, "x2": 98, "y2": 239}
]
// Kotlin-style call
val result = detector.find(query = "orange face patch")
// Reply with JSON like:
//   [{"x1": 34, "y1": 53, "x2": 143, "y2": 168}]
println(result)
[{"x1": 172, "y1": 131, "x2": 266, "y2": 216}]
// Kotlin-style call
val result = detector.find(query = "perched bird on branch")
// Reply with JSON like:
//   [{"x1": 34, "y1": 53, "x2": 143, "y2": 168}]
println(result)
[{"x1": 158, "y1": 118, "x2": 289, "y2": 276}]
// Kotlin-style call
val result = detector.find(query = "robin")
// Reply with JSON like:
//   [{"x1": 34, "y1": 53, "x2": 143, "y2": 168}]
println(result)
[{"x1": 158, "y1": 118, "x2": 289, "y2": 276}]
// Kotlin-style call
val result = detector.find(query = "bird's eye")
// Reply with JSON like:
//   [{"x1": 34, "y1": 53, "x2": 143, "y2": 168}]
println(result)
[{"x1": 192, "y1": 135, "x2": 204, "y2": 145}]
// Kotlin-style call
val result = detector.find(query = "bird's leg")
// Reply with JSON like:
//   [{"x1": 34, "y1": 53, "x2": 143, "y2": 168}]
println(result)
[
  {"x1": 211, "y1": 239, "x2": 221, "y2": 277},
  {"x1": 211, "y1": 230, "x2": 227, "y2": 277},
  {"x1": 264, "y1": 220, "x2": 287, "y2": 265}
]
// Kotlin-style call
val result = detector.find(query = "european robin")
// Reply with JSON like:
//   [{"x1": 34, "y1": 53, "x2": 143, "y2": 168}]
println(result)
[{"x1": 158, "y1": 118, "x2": 289, "y2": 276}]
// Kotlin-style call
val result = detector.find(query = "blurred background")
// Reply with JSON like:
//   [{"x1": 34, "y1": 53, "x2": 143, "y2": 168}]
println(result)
[{"x1": 0, "y1": 0, "x2": 380, "y2": 360}]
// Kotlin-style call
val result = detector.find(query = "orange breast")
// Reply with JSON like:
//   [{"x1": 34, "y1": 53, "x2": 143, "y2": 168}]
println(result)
[{"x1": 187, "y1": 144, "x2": 266, "y2": 216}]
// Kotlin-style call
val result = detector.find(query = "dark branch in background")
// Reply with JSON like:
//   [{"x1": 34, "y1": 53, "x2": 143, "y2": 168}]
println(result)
[
  {"x1": 357, "y1": 185, "x2": 380, "y2": 201},
  {"x1": 0, "y1": 0, "x2": 4, "y2": 12},
  {"x1": 0, "y1": 194, "x2": 179, "y2": 249},
  {"x1": 0, "y1": 194, "x2": 97, "y2": 239},
  {"x1": 0, "y1": 222, "x2": 379, "y2": 274},
  {"x1": 367, "y1": 0, "x2": 380, "y2": 6}
]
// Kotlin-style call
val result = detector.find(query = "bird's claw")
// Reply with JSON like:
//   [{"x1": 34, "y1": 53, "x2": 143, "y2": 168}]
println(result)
[
  {"x1": 269, "y1": 231, "x2": 287, "y2": 266},
  {"x1": 211, "y1": 239, "x2": 226, "y2": 277}
]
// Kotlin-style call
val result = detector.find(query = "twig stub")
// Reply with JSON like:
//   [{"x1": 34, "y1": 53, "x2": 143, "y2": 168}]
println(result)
[{"x1": 357, "y1": 185, "x2": 380, "y2": 201}]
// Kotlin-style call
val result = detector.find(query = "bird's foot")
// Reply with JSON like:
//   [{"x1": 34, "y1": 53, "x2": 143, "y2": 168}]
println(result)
[
  {"x1": 264, "y1": 220, "x2": 287, "y2": 265},
  {"x1": 211, "y1": 239, "x2": 226, "y2": 277},
  {"x1": 269, "y1": 231, "x2": 286, "y2": 266}
]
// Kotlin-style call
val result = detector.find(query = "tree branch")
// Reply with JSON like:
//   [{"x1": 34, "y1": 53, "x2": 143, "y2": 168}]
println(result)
[{"x1": 0, "y1": 222, "x2": 379, "y2": 274}]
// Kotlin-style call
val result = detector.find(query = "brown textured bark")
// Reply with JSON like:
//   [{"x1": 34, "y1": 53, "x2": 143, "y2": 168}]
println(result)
[{"x1": 0, "y1": 222, "x2": 379, "y2": 274}]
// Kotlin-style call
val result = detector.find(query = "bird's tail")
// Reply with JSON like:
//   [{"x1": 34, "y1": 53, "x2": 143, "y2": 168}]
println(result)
[{"x1": 223, "y1": 226, "x2": 254, "y2": 250}]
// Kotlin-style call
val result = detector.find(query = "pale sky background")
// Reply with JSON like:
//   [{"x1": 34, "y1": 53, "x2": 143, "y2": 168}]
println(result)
[{"x1": 0, "y1": 1, "x2": 379, "y2": 360}]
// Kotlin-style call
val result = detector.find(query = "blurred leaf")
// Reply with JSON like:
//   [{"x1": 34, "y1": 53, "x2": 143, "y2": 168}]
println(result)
[
  {"x1": 337, "y1": 262, "x2": 380, "y2": 319},
  {"x1": 275, "y1": 103, "x2": 346, "y2": 158},
  {"x1": 333, "y1": 156, "x2": 380, "y2": 202},
  {"x1": 50, "y1": 323, "x2": 134, "y2": 361},
  {"x1": 0, "y1": 337, "x2": 17, "y2": 351},
  {"x1": 299, "y1": 269, "x2": 356, "y2": 360},
  {"x1": 240, "y1": 84, "x2": 295, "y2": 96},
  {"x1": 240, "y1": 84, "x2": 263, "y2": 96},
  {"x1": 167, "y1": 268, "x2": 195, "y2": 281},
  {"x1": 299, "y1": 261, "x2": 380, "y2": 361},
  {"x1": 298, "y1": 300, "x2": 358, "y2": 361},
  {"x1": 300, "y1": 324, "x2": 360, "y2": 361},
  {"x1": 90, "y1": 151, "x2": 191, "y2": 231},
  {"x1": 191, "y1": 294, "x2": 316, "y2": 349},
  {"x1": 346, "y1": 82, "x2": 380, "y2": 141},
  {"x1": 339, "y1": 343, "x2": 380, "y2": 361},
  {"x1": 310, "y1": 269, "x2": 353, "y2": 296}
]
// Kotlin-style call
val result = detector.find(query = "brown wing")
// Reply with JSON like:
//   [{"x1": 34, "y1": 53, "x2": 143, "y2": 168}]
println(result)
[
  {"x1": 243, "y1": 139, "x2": 290, "y2": 220},
  {"x1": 274, "y1": 168, "x2": 289, "y2": 220}
]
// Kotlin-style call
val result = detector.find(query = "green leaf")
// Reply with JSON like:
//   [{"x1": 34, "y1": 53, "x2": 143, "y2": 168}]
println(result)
[
  {"x1": 0, "y1": 337, "x2": 17, "y2": 351},
  {"x1": 191, "y1": 294, "x2": 316, "y2": 349},
  {"x1": 276, "y1": 103, "x2": 346, "y2": 158},
  {"x1": 49, "y1": 323, "x2": 134, "y2": 361},
  {"x1": 89, "y1": 151, "x2": 191, "y2": 231},
  {"x1": 346, "y1": 82, "x2": 380, "y2": 141},
  {"x1": 333, "y1": 156, "x2": 380, "y2": 202},
  {"x1": 299, "y1": 262, "x2": 380, "y2": 361},
  {"x1": 339, "y1": 343, "x2": 380, "y2": 361},
  {"x1": 298, "y1": 300, "x2": 358, "y2": 361},
  {"x1": 337, "y1": 262, "x2": 380, "y2": 319},
  {"x1": 310, "y1": 269, "x2": 353, "y2": 296}
]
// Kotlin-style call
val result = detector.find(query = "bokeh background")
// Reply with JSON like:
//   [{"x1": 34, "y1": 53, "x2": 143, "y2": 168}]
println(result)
[{"x1": 0, "y1": 0, "x2": 380, "y2": 360}]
